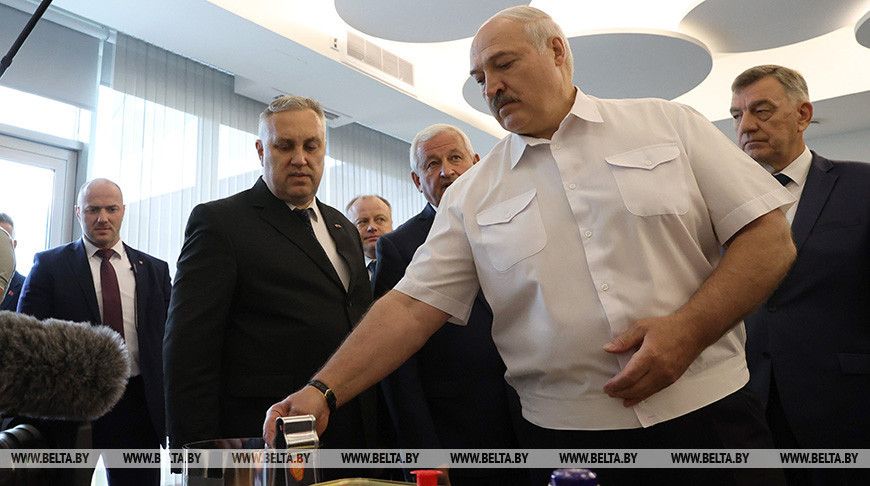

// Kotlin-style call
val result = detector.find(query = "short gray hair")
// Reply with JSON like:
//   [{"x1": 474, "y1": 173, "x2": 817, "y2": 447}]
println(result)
[
  {"x1": 486, "y1": 6, "x2": 574, "y2": 76},
  {"x1": 409, "y1": 124, "x2": 475, "y2": 173},
  {"x1": 258, "y1": 95, "x2": 326, "y2": 139},
  {"x1": 732, "y1": 65, "x2": 809, "y2": 104}
]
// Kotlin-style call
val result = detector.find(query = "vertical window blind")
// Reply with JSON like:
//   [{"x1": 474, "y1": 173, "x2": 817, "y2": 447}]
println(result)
[{"x1": 92, "y1": 34, "x2": 424, "y2": 276}]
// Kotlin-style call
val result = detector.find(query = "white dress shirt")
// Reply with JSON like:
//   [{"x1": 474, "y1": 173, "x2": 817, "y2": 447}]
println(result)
[
  {"x1": 83, "y1": 237, "x2": 139, "y2": 376},
  {"x1": 766, "y1": 146, "x2": 812, "y2": 225},
  {"x1": 289, "y1": 202, "x2": 351, "y2": 291},
  {"x1": 395, "y1": 89, "x2": 794, "y2": 430}
]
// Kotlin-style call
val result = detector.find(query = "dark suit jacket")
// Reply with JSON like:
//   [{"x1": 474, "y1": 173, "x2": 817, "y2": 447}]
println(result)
[
  {"x1": 745, "y1": 152, "x2": 870, "y2": 448},
  {"x1": 16, "y1": 239, "x2": 171, "y2": 440},
  {"x1": 372, "y1": 204, "x2": 520, "y2": 469},
  {"x1": 164, "y1": 177, "x2": 375, "y2": 450},
  {"x1": 1, "y1": 270, "x2": 24, "y2": 311}
]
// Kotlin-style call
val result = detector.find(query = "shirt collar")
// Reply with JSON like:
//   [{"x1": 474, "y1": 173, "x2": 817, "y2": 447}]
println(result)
[
  {"x1": 508, "y1": 87, "x2": 604, "y2": 169},
  {"x1": 83, "y1": 237, "x2": 126, "y2": 260},
  {"x1": 288, "y1": 199, "x2": 321, "y2": 223},
  {"x1": 764, "y1": 146, "x2": 811, "y2": 188}
]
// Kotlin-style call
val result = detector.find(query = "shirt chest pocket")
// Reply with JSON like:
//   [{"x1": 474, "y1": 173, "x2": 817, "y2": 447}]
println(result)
[
  {"x1": 605, "y1": 143, "x2": 690, "y2": 216},
  {"x1": 476, "y1": 189, "x2": 547, "y2": 272}
]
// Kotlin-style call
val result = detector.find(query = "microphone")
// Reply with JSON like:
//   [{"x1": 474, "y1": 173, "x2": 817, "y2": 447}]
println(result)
[{"x1": 0, "y1": 310, "x2": 130, "y2": 421}]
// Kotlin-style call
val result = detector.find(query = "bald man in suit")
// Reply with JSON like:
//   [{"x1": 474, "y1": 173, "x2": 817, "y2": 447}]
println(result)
[{"x1": 18, "y1": 178, "x2": 170, "y2": 486}]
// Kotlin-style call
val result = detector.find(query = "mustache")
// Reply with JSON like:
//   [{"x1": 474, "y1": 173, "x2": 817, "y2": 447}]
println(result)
[{"x1": 490, "y1": 91, "x2": 519, "y2": 113}]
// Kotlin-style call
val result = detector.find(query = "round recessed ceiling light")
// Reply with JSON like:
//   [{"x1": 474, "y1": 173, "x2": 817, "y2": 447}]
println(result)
[
  {"x1": 681, "y1": 0, "x2": 868, "y2": 53},
  {"x1": 334, "y1": 0, "x2": 529, "y2": 43},
  {"x1": 856, "y1": 10, "x2": 870, "y2": 49}
]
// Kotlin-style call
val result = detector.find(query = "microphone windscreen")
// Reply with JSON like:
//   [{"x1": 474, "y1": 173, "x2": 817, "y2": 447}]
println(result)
[{"x1": 0, "y1": 310, "x2": 130, "y2": 420}]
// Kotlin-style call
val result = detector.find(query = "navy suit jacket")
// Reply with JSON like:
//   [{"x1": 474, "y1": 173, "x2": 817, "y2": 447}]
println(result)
[
  {"x1": 0, "y1": 270, "x2": 24, "y2": 311},
  {"x1": 745, "y1": 152, "x2": 870, "y2": 448},
  {"x1": 372, "y1": 204, "x2": 520, "y2": 459},
  {"x1": 17, "y1": 239, "x2": 171, "y2": 439},
  {"x1": 164, "y1": 177, "x2": 376, "y2": 451}
]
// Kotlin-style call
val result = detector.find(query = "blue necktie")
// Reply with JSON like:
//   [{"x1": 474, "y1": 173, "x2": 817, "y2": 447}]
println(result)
[{"x1": 774, "y1": 173, "x2": 791, "y2": 186}]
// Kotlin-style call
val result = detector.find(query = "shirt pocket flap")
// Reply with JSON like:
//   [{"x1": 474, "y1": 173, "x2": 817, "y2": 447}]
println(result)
[
  {"x1": 476, "y1": 189, "x2": 537, "y2": 226},
  {"x1": 605, "y1": 143, "x2": 681, "y2": 170}
]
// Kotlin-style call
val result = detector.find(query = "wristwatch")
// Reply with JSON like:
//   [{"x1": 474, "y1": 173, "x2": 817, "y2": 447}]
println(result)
[{"x1": 306, "y1": 379, "x2": 336, "y2": 413}]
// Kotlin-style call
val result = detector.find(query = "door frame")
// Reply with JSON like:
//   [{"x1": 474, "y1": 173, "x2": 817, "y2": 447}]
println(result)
[{"x1": 0, "y1": 129, "x2": 80, "y2": 247}]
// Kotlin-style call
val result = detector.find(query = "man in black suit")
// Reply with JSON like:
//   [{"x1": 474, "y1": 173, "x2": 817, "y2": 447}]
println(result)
[
  {"x1": 17, "y1": 178, "x2": 171, "y2": 486},
  {"x1": 164, "y1": 96, "x2": 376, "y2": 462},
  {"x1": 0, "y1": 213, "x2": 25, "y2": 311},
  {"x1": 372, "y1": 124, "x2": 523, "y2": 486},
  {"x1": 731, "y1": 65, "x2": 870, "y2": 485},
  {"x1": 345, "y1": 195, "x2": 393, "y2": 279}
]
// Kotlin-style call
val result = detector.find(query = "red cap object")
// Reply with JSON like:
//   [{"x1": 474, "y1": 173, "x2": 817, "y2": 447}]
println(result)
[{"x1": 411, "y1": 469, "x2": 442, "y2": 486}]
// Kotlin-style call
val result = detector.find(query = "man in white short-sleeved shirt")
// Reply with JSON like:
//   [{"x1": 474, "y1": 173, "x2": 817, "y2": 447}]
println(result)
[
  {"x1": 266, "y1": 7, "x2": 795, "y2": 485},
  {"x1": 395, "y1": 87, "x2": 793, "y2": 431}
]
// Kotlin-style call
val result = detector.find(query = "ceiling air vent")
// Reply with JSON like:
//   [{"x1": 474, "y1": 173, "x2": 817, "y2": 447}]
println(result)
[{"x1": 343, "y1": 32, "x2": 415, "y2": 94}]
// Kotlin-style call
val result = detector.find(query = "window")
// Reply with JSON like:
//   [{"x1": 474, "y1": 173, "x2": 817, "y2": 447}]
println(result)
[{"x1": 0, "y1": 85, "x2": 91, "y2": 142}]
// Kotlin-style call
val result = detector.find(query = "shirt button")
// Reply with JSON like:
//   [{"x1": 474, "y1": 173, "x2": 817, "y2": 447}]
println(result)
[
  {"x1": 600, "y1": 283, "x2": 609, "y2": 291},
  {"x1": 584, "y1": 230, "x2": 593, "y2": 238},
  {"x1": 554, "y1": 144, "x2": 561, "y2": 150},
  {"x1": 504, "y1": 212, "x2": 511, "y2": 219},
  {"x1": 644, "y1": 160, "x2": 652, "y2": 166},
  {"x1": 568, "y1": 183, "x2": 577, "y2": 190}
]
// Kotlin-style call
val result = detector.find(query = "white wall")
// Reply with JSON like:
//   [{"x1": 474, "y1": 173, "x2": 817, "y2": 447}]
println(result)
[{"x1": 806, "y1": 129, "x2": 870, "y2": 163}]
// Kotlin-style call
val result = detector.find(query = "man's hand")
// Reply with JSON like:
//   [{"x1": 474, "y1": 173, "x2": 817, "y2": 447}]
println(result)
[
  {"x1": 602, "y1": 313, "x2": 707, "y2": 407},
  {"x1": 261, "y1": 291, "x2": 449, "y2": 446},
  {"x1": 262, "y1": 386, "x2": 330, "y2": 446},
  {"x1": 603, "y1": 210, "x2": 795, "y2": 407}
]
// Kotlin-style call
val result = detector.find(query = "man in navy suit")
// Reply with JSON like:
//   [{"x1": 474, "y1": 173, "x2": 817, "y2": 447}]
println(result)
[
  {"x1": 372, "y1": 124, "x2": 523, "y2": 486},
  {"x1": 0, "y1": 213, "x2": 24, "y2": 311},
  {"x1": 345, "y1": 195, "x2": 393, "y2": 279},
  {"x1": 17, "y1": 178, "x2": 171, "y2": 486},
  {"x1": 731, "y1": 65, "x2": 870, "y2": 485},
  {"x1": 165, "y1": 96, "x2": 378, "y2": 478}
]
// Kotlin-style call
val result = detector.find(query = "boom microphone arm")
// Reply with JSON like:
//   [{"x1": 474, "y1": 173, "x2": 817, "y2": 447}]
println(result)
[{"x1": 0, "y1": 0, "x2": 55, "y2": 80}]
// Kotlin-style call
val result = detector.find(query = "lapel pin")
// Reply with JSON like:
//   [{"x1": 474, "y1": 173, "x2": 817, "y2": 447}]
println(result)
[{"x1": 334, "y1": 223, "x2": 342, "y2": 228}]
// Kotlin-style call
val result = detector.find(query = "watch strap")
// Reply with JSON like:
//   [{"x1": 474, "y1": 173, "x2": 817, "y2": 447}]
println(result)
[{"x1": 306, "y1": 379, "x2": 336, "y2": 413}]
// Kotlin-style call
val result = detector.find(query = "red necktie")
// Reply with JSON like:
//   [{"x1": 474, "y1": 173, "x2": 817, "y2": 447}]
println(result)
[{"x1": 96, "y1": 248, "x2": 124, "y2": 339}]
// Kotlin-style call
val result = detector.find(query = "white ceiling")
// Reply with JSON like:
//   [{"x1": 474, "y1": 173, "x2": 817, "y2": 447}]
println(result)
[{"x1": 11, "y1": 0, "x2": 870, "y2": 153}]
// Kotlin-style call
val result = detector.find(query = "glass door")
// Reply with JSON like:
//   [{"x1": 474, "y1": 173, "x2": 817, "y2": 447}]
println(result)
[{"x1": 0, "y1": 134, "x2": 77, "y2": 275}]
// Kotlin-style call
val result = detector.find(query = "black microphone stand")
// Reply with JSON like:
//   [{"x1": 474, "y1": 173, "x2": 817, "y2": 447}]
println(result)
[{"x1": 0, "y1": 0, "x2": 55, "y2": 80}]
